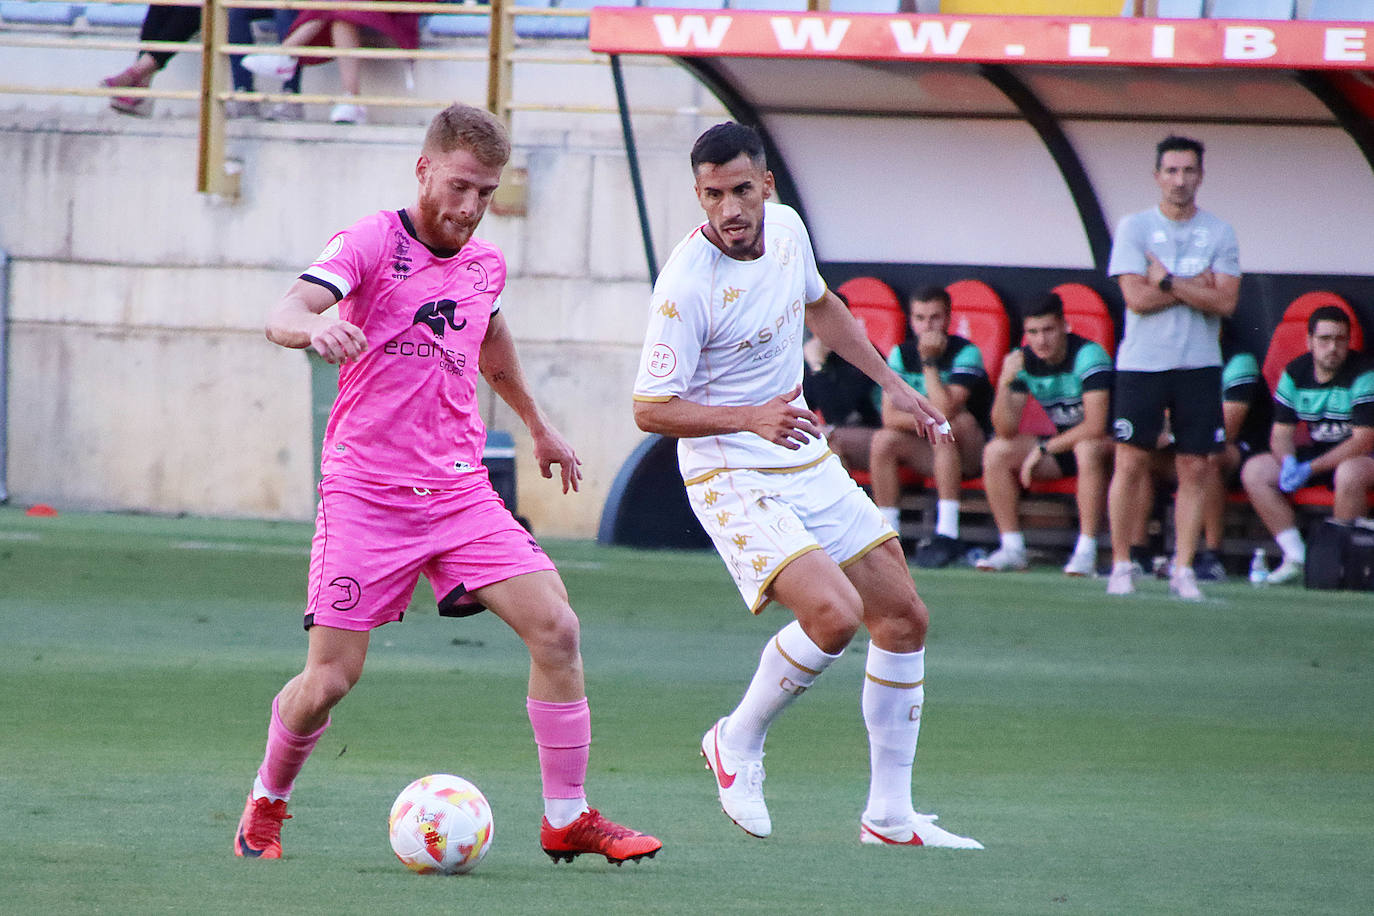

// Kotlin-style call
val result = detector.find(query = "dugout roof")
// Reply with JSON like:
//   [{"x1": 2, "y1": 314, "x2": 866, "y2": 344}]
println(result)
[{"x1": 590, "y1": 11, "x2": 1374, "y2": 280}]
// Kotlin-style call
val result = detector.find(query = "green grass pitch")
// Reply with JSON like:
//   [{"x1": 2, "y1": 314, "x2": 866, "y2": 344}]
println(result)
[{"x1": 1, "y1": 506, "x2": 1371, "y2": 915}]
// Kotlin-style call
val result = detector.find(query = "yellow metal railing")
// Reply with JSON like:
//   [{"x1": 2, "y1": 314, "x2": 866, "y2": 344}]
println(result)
[{"x1": 0, "y1": 0, "x2": 691, "y2": 196}]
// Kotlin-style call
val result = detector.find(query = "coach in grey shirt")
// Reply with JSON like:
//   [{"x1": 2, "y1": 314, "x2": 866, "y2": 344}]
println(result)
[{"x1": 1103, "y1": 135, "x2": 1240, "y2": 600}]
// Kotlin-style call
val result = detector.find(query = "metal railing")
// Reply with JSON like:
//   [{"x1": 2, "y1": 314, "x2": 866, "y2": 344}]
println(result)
[{"x1": 0, "y1": 0, "x2": 695, "y2": 196}]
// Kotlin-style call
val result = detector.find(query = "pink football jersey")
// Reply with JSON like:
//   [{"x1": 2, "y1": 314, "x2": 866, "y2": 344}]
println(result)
[{"x1": 303, "y1": 209, "x2": 506, "y2": 487}]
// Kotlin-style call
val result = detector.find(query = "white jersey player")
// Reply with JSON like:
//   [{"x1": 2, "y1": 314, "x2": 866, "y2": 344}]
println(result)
[{"x1": 633, "y1": 121, "x2": 982, "y2": 849}]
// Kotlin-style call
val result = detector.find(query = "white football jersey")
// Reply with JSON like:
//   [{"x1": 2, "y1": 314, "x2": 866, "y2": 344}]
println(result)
[{"x1": 633, "y1": 202, "x2": 830, "y2": 483}]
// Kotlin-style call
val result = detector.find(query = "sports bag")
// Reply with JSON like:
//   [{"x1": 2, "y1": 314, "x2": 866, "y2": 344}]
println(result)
[{"x1": 1305, "y1": 519, "x2": 1374, "y2": 591}]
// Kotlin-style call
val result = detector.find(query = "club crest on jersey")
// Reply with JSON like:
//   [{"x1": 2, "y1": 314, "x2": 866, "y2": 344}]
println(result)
[
  {"x1": 392, "y1": 230, "x2": 413, "y2": 280},
  {"x1": 413, "y1": 300, "x2": 468, "y2": 337},
  {"x1": 772, "y1": 238, "x2": 796, "y2": 266}
]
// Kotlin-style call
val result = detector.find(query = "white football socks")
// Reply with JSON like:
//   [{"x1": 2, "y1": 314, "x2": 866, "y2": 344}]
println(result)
[
  {"x1": 862, "y1": 643, "x2": 925, "y2": 824},
  {"x1": 935, "y1": 500, "x2": 960, "y2": 540},
  {"x1": 723, "y1": 620, "x2": 842, "y2": 756},
  {"x1": 1276, "y1": 527, "x2": 1305, "y2": 563}
]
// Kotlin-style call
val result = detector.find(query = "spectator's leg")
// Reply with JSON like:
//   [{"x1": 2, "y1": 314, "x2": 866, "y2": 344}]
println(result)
[
  {"x1": 868, "y1": 429, "x2": 932, "y2": 531},
  {"x1": 142, "y1": 4, "x2": 203, "y2": 71},
  {"x1": 1073, "y1": 436, "x2": 1112, "y2": 540},
  {"x1": 227, "y1": 9, "x2": 260, "y2": 92},
  {"x1": 1240, "y1": 453, "x2": 1295, "y2": 538},
  {"x1": 930, "y1": 413, "x2": 982, "y2": 540},
  {"x1": 1172, "y1": 452, "x2": 1208, "y2": 572},
  {"x1": 1109, "y1": 442, "x2": 1153, "y2": 566},
  {"x1": 330, "y1": 20, "x2": 364, "y2": 96},
  {"x1": 980, "y1": 435, "x2": 1028, "y2": 537},
  {"x1": 1332, "y1": 455, "x2": 1374, "y2": 523},
  {"x1": 275, "y1": 10, "x2": 304, "y2": 93},
  {"x1": 1202, "y1": 447, "x2": 1236, "y2": 552}
]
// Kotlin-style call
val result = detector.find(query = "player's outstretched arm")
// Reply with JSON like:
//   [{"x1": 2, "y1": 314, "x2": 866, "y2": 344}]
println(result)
[
  {"x1": 479, "y1": 312, "x2": 582, "y2": 493},
  {"x1": 804, "y1": 290, "x2": 952, "y2": 444},
  {"x1": 265, "y1": 279, "x2": 368, "y2": 364},
  {"x1": 634, "y1": 386, "x2": 820, "y2": 450}
]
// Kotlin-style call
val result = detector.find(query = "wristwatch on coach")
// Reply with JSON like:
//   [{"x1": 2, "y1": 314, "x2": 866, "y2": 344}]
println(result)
[{"x1": 1158, "y1": 274, "x2": 1174, "y2": 293}]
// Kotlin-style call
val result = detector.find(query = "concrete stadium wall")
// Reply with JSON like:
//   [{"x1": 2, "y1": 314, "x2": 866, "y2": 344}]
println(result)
[{"x1": 0, "y1": 47, "x2": 727, "y2": 536}]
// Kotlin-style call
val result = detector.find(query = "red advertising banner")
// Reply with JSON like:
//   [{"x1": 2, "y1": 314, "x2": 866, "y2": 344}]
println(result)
[{"x1": 589, "y1": 10, "x2": 1374, "y2": 70}]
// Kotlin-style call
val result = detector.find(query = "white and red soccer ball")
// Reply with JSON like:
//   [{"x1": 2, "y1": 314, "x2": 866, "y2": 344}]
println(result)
[{"x1": 388, "y1": 774, "x2": 494, "y2": 875}]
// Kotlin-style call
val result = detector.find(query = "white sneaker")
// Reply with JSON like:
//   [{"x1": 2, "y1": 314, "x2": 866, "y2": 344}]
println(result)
[
  {"x1": 241, "y1": 54, "x2": 298, "y2": 80},
  {"x1": 1170, "y1": 566, "x2": 1203, "y2": 601},
  {"x1": 1265, "y1": 557, "x2": 1304, "y2": 585},
  {"x1": 329, "y1": 102, "x2": 366, "y2": 124},
  {"x1": 1062, "y1": 543, "x2": 1096, "y2": 577},
  {"x1": 701, "y1": 718, "x2": 769, "y2": 838},
  {"x1": 975, "y1": 546, "x2": 1027, "y2": 572},
  {"x1": 860, "y1": 813, "x2": 983, "y2": 850},
  {"x1": 1106, "y1": 561, "x2": 1137, "y2": 595}
]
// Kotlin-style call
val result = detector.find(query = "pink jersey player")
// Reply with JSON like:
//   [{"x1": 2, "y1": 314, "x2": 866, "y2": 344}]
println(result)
[
  {"x1": 306, "y1": 208, "x2": 505, "y2": 487},
  {"x1": 234, "y1": 104, "x2": 661, "y2": 869}
]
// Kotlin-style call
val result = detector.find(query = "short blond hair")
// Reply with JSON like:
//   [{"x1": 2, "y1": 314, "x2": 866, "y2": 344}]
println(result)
[{"x1": 423, "y1": 104, "x2": 510, "y2": 168}]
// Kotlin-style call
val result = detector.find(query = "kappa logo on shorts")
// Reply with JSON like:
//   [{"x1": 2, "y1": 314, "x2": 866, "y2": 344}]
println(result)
[
  {"x1": 328, "y1": 576, "x2": 362, "y2": 611},
  {"x1": 412, "y1": 300, "x2": 468, "y2": 338}
]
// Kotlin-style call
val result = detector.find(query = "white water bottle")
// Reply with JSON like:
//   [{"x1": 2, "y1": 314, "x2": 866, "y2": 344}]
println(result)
[{"x1": 1249, "y1": 548, "x2": 1268, "y2": 585}]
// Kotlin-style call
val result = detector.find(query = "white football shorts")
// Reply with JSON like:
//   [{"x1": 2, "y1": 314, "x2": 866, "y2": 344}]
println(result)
[{"x1": 685, "y1": 452, "x2": 897, "y2": 613}]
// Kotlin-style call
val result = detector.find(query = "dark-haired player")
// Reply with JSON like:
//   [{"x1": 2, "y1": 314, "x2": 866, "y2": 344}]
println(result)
[
  {"x1": 633, "y1": 121, "x2": 981, "y2": 849},
  {"x1": 976, "y1": 292, "x2": 1114, "y2": 575}
]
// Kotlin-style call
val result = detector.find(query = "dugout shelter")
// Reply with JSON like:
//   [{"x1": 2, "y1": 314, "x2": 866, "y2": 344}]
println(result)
[{"x1": 593, "y1": 7, "x2": 1374, "y2": 548}]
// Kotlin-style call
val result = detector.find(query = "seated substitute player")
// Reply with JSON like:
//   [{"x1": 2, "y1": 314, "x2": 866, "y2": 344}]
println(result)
[
  {"x1": 1240, "y1": 305, "x2": 1374, "y2": 584},
  {"x1": 633, "y1": 121, "x2": 981, "y2": 850},
  {"x1": 869, "y1": 286, "x2": 990, "y2": 568},
  {"x1": 233, "y1": 104, "x2": 660, "y2": 866},
  {"x1": 975, "y1": 292, "x2": 1113, "y2": 575}
]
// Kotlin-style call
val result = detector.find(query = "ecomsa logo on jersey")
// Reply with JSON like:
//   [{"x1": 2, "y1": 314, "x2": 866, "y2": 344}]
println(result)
[{"x1": 381, "y1": 299, "x2": 470, "y2": 376}]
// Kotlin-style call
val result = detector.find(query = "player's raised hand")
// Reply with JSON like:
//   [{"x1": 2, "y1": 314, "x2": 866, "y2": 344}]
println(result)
[
  {"x1": 917, "y1": 329, "x2": 947, "y2": 363},
  {"x1": 999, "y1": 348, "x2": 1025, "y2": 385},
  {"x1": 749, "y1": 384, "x2": 819, "y2": 450},
  {"x1": 310, "y1": 316, "x2": 368, "y2": 364},
  {"x1": 533, "y1": 426, "x2": 583, "y2": 494}
]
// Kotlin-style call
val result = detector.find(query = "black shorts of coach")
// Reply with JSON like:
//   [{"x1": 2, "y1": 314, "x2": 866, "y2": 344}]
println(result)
[{"x1": 1111, "y1": 367, "x2": 1225, "y2": 455}]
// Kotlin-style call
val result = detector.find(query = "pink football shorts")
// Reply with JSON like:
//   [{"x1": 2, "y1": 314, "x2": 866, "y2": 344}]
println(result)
[{"x1": 304, "y1": 473, "x2": 555, "y2": 631}]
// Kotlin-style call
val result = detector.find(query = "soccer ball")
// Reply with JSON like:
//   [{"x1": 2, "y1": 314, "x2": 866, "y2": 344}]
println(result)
[{"x1": 388, "y1": 774, "x2": 494, "y2": 875}]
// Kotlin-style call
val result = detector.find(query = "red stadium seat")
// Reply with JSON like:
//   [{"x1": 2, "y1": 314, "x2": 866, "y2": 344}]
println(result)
[
  {"x1": 836, "y1": 276, "x2": 905, "y2": 358},
  {"x1": 1261, "y1": 291, "x2": 1364, "y2": 393},
  {"x1": 946, "y1": 279, "x2": 1010, "y2": 386},
  {"x1": 1051, "y1": 282, "x2": 1117, "y2": 356}
]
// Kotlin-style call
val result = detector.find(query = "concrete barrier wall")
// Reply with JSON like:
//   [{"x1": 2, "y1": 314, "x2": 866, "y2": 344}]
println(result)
[{"x1": 1, "y1": 46, "x2": 727, "y2": 535}]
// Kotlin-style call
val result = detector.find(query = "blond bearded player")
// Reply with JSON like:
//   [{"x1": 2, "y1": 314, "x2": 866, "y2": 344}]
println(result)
[
  {"x1": 633, "y1": 122, "x2": 982, "y2": 849},
  {"x1": 233, "y1": 104, "x2": 660, "y2": 867}
]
